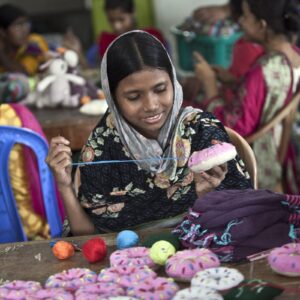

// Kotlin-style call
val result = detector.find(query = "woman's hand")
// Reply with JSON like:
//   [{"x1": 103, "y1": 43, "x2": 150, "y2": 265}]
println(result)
[
  {"x1": 213, "y1": 66, "x2": 237, "y2": 85},
  {"x1": 46, "y1": 136, "x2": 73, "y2": 188},
  {"x1": 193, "y1": 163, "x2": 228, "y2": 198},
  {"x1": 193, "y1": 4, "x2": 231, "y2": 24},
  {"x1": 193, "y1": 52, "x2": 218, "y2": 98}
]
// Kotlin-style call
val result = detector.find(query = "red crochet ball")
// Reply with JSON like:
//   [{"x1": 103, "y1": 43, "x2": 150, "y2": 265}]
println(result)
[{"x1": 82, "y1": 237, "x2": 107, "y2": 263}]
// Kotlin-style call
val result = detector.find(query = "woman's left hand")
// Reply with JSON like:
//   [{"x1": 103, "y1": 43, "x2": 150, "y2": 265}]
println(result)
[{"x1": 193, "y1": 163, "x2": 228, "y2": 198}]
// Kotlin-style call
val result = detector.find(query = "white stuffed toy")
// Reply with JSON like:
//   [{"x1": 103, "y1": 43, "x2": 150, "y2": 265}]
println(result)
[{"x1": 36, "y1": 56, "x2": 85, "y2": 108}]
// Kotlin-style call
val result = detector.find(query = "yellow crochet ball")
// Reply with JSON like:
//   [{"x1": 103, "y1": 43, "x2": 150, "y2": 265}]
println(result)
[{"x1": 150, "y1": 240, "x2": 176, "y2": 266}]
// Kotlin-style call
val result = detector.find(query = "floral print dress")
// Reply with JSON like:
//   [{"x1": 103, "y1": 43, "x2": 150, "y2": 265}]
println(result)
[{"x1": 76, "y1": 110, "x2": 252, "y2": 233}]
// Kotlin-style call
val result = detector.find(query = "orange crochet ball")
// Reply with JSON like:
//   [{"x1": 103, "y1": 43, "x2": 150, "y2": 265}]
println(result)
[{"x1": 52, "y1": 241, "x2": 75, "y2": 260}]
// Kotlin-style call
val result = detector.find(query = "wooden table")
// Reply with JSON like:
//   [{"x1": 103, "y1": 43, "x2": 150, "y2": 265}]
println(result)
[
  {"x1": 0, "y1": 230, "x2": 300, "y2": 299},
  {"x1": 30, "y1": 107, "x2": 101, "y2": 151}
]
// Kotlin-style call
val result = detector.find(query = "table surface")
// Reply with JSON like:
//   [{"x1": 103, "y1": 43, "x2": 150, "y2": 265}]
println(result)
[
  {"x1": 30, "y1": 107, "x2": 101, "y2": 151},
  {"x1": 0, "y1": 229, "x2": 300, "y2": 299}
]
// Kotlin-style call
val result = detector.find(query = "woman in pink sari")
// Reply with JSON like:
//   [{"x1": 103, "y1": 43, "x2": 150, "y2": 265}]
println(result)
[
  {"x1": 194, "y1": 0, "x2": 300, "y2": 193},
  {"x1": 0, "y1": 73, "x2": 64, "y2": 240}
]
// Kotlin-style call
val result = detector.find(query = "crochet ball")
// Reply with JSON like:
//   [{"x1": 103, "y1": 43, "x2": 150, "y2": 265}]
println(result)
[
  {"x1": 116, "y1": 230, "x2": 140, "y2": 250},
  {"x1": 82, "y1": 237, "x2": 107, "y2": 263},
  {"x1": 143, "y1": 232, "x2": 180, "y2": 250},
  {"x1": 150, "y1": 241, "x2": 176, "y2": 266},
  {"x1": 52, "y1": 241, "x2": 75, "y2": 260}
]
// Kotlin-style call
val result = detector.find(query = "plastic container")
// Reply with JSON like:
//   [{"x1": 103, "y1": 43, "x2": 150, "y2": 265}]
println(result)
[{"x1": 171, "y1": 26, "x2": 242, "y2": 71}]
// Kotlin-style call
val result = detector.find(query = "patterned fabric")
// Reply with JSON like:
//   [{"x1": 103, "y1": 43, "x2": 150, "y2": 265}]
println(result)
[
  {"x1": 78, "y1": 111, "x2": 252, "y2": 233},
  {"x1": 207, "y1": 51, "x2": 300, "y2": 191},
  {"x1": 0, "y1": 33, "x2": 48, "y2": 75}
]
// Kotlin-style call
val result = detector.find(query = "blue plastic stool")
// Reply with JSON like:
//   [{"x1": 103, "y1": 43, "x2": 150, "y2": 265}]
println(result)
[{"x1": 0, "y1": 126, "x2": 62, "y2": 242}]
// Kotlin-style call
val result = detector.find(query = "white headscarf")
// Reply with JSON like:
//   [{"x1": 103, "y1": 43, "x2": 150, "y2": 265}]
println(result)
[{"x1": 100, "y1": 30, "x2": 200, "y2": 174}]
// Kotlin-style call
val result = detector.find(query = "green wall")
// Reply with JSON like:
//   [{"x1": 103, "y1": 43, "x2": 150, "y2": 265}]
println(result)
[{"x1": 91, "y1": 0, "x2": 155, "y2": 40}]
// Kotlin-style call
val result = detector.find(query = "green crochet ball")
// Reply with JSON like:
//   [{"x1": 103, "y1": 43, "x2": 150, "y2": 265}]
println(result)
[
  {"x1": 142, "y1": 233, "x2": 180, "y2": 250},
  {"x1": 150, "y1": 241, "x2": 176, "y2": 265}
]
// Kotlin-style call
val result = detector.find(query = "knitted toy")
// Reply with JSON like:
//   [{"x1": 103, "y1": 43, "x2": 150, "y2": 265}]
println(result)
[{"x1": 36, "y1": 55, "x2": 85, "y2": 108}]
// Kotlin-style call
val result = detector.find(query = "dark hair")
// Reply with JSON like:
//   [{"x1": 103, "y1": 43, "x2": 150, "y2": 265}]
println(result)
[
  {"x1": 104, "y1": 0, "x2": 134, "y2": 13},
  {"x1": 0, "y1": 4, "x2": 27, "y2": 29},
  {"x1": 246, "y1": 0, "x2": 300, "y2": 38},
  {"x1": 107, "y1": 31, "x2": 173, "y2": 97},
  {"x1": 230, "y1": 0, "x2": 243, "y2": 20}
]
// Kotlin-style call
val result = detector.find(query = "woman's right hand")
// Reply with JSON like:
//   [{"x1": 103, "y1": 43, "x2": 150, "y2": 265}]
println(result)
[{"x1": 46, "y1": 136, "x2": 73, "y2": 187}]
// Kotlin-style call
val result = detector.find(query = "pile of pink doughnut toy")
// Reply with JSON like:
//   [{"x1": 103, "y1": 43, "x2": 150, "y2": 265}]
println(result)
[
  {"x1": 1, "y1": 241, "x2": 300, "y2": 299},
  {"x1": 0, "y1": 245, "x2": 246, "y2": 300}
]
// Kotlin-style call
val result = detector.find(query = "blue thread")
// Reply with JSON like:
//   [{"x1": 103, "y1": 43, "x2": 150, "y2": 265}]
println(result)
[
  {"x1": 289, "y1": 224, "x2": 297, "y2": 240},
  {"x1": 215, "y1": 219, "x2": 243, "y2": 246},
  {"x1": 72, "y1": 156, "x2": 180, "y2": 167},
  {"x1": 281, "y1": 200, "x2": 289, "y2": 207}
]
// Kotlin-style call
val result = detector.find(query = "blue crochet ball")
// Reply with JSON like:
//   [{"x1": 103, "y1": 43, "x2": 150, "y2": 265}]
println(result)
[{"x1": 116, "y1": 230, "x2": 139, "y2": 249}]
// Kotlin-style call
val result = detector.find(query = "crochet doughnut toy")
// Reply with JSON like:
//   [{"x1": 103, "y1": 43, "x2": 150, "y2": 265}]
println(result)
[
  {"x1": 110, "y1": 246, "x2": 157, "y2": 269},
  {"x1": 0, "y1": 280, "x2": 41, "y2": 299},
  {"x1": 191, "y1": 267, "x2": 244, "y2": 290},
  {"x1": 188, "y1": 142, "x2": 237, "y2": 172},
  {"x1": 75, "y1": 282, "x2": 125, "y2": 299},
  {"x1": 173, "y1": 286, "x2": 223, "y2": 300},
  {"x1": 45, "y1": 268, "x2": 97, "y2": 292},
  {"x1": 127, "y1": 277, "x2": 179, "y2": 300},
  {"x1": 102, "y1": 296, "x2": 138, "y2": 300},
  {"x1": 268, "y1": 243, "x2": 300, "y2": 277},
  {"x1": 98, "y1": 265, "x2": 157, "y2": 288},
  {"x1": 30, "y1": 288, "x2": 74, "y2": 300},
  {"x1": 165, "y1": 249, "x2": 220, "y2": 282}
]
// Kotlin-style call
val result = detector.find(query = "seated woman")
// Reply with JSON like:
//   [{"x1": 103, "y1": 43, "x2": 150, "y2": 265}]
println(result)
[
  {"x1": 182, "y1": 0, "x2": 263, "y2": 102},
  {"x1": 0, "y1": 4, "x2": 48, "y2": 75},
  {"x1": 46, "y1": 30, "x2": 252, "y2": 236},
  {"x1": 194, "y1": 0, "x2": 300, "y2": 192},
  {"x1": 97, "y1": 0, "x2": 167, "y2": 58}
]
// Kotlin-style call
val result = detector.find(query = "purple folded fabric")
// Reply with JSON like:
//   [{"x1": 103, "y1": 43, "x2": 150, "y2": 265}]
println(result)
[{"x1": 173, "y1": 189, "x2": 299, "y2": 262}]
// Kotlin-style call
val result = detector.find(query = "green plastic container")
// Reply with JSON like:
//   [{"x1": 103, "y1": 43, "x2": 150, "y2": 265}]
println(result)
[{"x1": 171, "y1": 26, "x2": 242, "y2": 71}]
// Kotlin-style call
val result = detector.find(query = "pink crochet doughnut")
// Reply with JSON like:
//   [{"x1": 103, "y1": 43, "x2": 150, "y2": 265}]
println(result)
[
  {"x1": 165, "y1": 249, "x2": 220, "y2": 282},
  {"x1": 75, "y1": 282, "x2": 125, "y2": 299},
  {"x1": 268, "y1": 243, "x2": 300, "y2": 276},
  {"x1": 0, "y1": 280, "x2": 41, "y2": 300},
  {"x1": 45, "y1": 268, "x2": 97, "y2": 292},
  {"x1": 98, "y1": 265, "x2": 157, "y2": 288},
  {"x1": 188, "y1": 142, "x2": 237, "y2": 172},
  {"x1": 110, "y1": 247, "x2": 157, "y2": 269},
  {"x1": 30, "y1": 288, "x2": 73, "y2": 300},
  {"x1": 101, "y1": 298, "x2": 139, "y2": 300},
  {"x1": 127, "y1": 277, "x2": 179, "y2": 300}
]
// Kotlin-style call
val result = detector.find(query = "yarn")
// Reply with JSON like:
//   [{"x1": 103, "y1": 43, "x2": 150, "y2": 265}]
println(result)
[
  {"x1": 116, "y1": 230, "x2": 140, "y2": 249},
  {"x1": 143, "y1": 233, "x2": 180, "y2": 250},
  {"x1": 150, "y1": 241, "x2": 176, "y2": 266},
  {"x1": 82, "y1": 237, "x2": 107, "y2": 263},
  {"x1": 52, "y1": 241, "x2": 75, "y2": 260}
]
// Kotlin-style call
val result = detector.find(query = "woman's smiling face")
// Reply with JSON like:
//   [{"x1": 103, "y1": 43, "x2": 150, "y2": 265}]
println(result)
[{"x1": 115, "y1": 67, "x2": 174, "y2": 139}]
